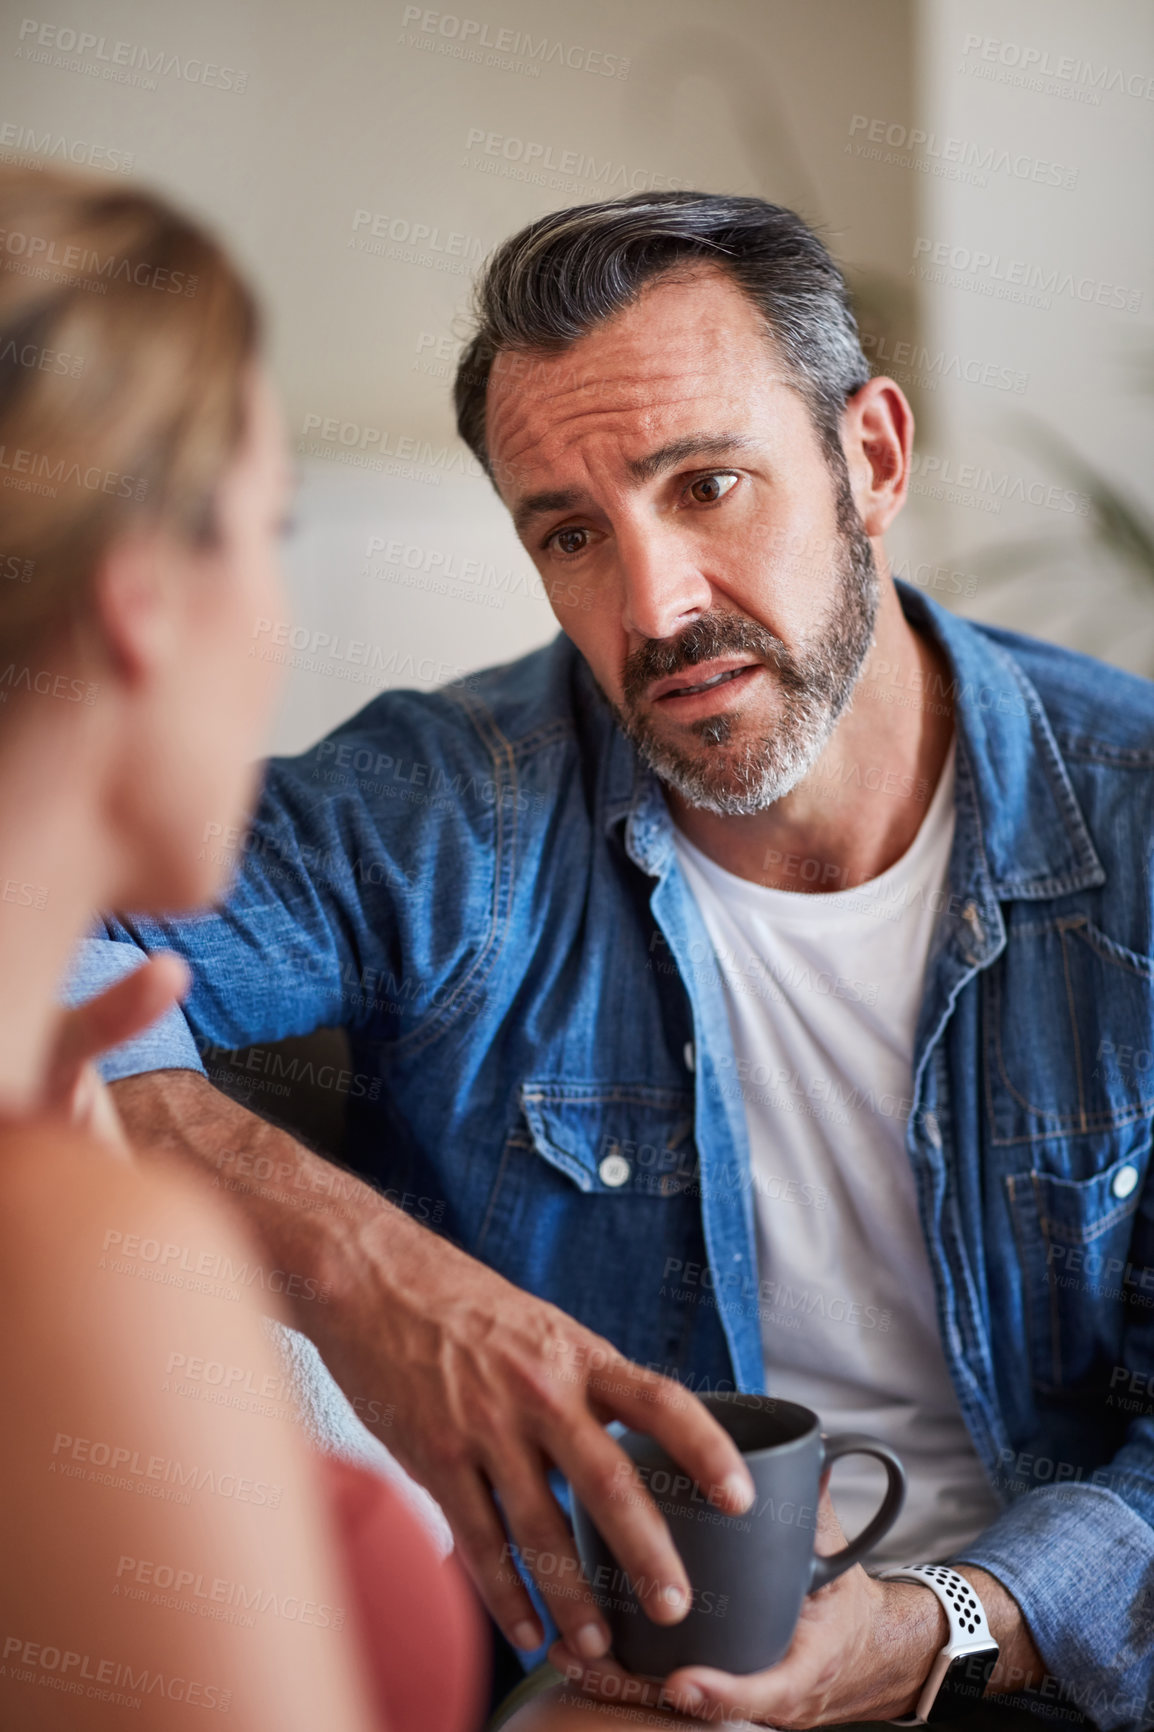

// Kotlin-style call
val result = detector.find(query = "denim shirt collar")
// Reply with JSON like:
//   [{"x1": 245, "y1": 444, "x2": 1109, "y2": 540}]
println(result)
[{"x1": 590, "y1": 580, "x2": 1107, "y2": 933}]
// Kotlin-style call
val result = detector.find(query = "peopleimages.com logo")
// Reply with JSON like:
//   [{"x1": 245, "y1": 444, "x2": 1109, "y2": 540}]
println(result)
[
  {"x1": 14, "y1": 17, "x2": 248, "y2": 92},
  {"x1": 959, "y1": 33, "x2": 1154, "y2": 103},
  {"x1": 461, "y1": 128, "x2": 687, "y2": 196},
  {"x1": 910, "y1": 238, "x2": 1142, "y2": 315},
  {"x1": 398, "y1": 6, "x2": 631, "y2": 79},
  {"x1": 0, "y1": 120, "x2": 132, "y2": 173},
  {"x1": 846, "y1": 114, "x2": 1078, "y2": 190}
]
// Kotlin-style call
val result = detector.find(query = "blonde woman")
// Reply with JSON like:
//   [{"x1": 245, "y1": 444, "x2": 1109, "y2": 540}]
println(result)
[{"x1": 0, "y1": 167, "x2": 483, "y2": 1731}]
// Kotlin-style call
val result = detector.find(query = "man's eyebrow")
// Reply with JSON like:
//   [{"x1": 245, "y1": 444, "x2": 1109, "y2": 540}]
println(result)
[
  {"x1": 625, "y1": 432, "x2": 759, "y2": 483},
  {"x1": 511, "y1": 434, "x2": 758, "y2": 537},
  {"x1": 513, "y1": 488, "x2": 581, "y2": 537}
]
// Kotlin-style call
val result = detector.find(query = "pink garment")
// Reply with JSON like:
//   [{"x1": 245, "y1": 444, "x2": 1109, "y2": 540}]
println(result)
[{"x1": 320, "y1": 1454, "x2": 488, "y2": 1732}]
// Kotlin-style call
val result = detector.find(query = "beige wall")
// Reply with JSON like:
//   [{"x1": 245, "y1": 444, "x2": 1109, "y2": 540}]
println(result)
[
  {"x1": 3, "y1": 0, "x2": 1149, "y2": 750},
  {"x1": 910, "y1": 0, "x2": 1154, "y2": 674}
]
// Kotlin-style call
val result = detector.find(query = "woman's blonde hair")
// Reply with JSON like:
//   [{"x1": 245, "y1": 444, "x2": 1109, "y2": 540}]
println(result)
[{"x1": 0, "y1": 166, "x2": 260, "y2": 670}]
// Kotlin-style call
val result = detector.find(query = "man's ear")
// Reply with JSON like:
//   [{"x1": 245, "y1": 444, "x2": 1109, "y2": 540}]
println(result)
[
  {"x1": 90, "y1": 530, "x2": 184, "y2": 686},
  {"x1": 841, "y1": 376, "x2": 914, "y2": 538}
]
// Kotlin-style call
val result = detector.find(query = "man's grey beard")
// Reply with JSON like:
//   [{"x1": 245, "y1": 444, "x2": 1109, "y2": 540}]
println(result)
[{"x1": 607, "y1": 470, "x2": 880, "y2": 817}]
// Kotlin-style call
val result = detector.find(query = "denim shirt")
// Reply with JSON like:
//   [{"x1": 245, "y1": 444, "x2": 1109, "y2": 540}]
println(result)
[{"x1": 72, "y1": 583, "x2": 1154, "y2": 1729}]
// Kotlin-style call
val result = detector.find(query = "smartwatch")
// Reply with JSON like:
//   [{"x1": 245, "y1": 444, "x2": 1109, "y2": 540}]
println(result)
[{"x1": 878, "y1": 1563, "x2": 1000, "y2": 1724}]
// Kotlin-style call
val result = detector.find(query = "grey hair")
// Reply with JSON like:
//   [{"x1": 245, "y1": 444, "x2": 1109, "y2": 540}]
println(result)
[{"x1": 453, "y1": 190, "x2": 871, "y2": 483}]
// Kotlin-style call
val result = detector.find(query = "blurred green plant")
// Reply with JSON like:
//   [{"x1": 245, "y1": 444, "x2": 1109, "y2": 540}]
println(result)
[{"x1": 966, "y1": 415, "x2": 1154, "y2": 596}]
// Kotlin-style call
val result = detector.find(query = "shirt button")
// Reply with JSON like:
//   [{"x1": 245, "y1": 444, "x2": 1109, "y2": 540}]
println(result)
[
  {"x1": 1112, "y1": 1163, "x2": 1140, "y2": 1200},
  {"x1": 961, "y1": 901, "x2": 986, "y2": 962},
  {"x1": 599, "y1": 1153, "x2": 631, "y2": 1188},
  {"x1": 683, "y1": 1041, "x2": 696, "y2": 1072},
  {"x1": 963, "y1": 901, "x2": 985, "y2": 940},
  {"x1": 923, "y1": 1110, "x2": 942, "y2": 1149}
]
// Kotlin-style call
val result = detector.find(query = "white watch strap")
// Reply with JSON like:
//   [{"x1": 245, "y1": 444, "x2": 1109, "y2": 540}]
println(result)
[{"x1": 877, "y1": 1564, "x2": 998, "y2": 1725}]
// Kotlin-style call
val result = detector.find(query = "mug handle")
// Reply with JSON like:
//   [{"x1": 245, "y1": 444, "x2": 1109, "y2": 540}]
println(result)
[{"x1": 807, "y1": 1432, "x2": 907, "y2": 1592}]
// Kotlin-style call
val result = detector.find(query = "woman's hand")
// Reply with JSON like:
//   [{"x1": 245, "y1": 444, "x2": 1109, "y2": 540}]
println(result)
[{"x1": 40, "y1": 953, "x2": 190, "y2": 1153}]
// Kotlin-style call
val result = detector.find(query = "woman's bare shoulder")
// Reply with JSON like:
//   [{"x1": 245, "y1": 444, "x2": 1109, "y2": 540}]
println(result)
[
  {"x1": 0, "y1": 1114, "x2": 297, "y2": 1485},
  {"x1": 0, "y1": 1117, "x2": 265, "y2": 1305},
  {"x1": 0, "y1": 1115, "x2": 233, "y2": 1209}
]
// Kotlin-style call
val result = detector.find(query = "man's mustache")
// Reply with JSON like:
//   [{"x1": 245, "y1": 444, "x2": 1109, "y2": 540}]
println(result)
[{"x1": 621, "y1": 612, "x2": 800, "y2": 708}]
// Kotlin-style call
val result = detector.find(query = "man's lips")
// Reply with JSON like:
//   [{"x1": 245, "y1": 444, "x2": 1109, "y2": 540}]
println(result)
[{"x1": 648, "y1": 658, "x2": 762, "y2": 703}]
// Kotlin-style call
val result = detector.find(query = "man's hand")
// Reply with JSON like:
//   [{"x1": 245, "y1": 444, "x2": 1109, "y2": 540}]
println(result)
[
  {"x1": 109, "y1": 1067, "x2": 756, "y2": 1662},
  {"x1": 549, "y1": 1484, "x2": 950, "y2": 1724},
  {"x1": 550, "y1": 1488, "x2": 1044, "y2": 1725},
  {"x1": 317, "y1": 1200, "x2": 756, "y2": 1659},
  {"x1": 41, "y1": 955, "x2": 189, "y2": 1152}
]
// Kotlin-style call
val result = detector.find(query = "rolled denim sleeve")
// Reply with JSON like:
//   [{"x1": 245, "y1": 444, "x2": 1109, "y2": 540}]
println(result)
[
  {"x1": 952, "y1": 1483, "x2": 1154, "y2": 1730},
  {"x1": 60, "y1": 935, "x2": 207, "y2": 1082}
]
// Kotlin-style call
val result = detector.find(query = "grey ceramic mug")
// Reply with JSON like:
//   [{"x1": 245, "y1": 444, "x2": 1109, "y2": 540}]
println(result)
[{"x1": 571, "y1": 1392, "x2": 906, "y2": 1678}]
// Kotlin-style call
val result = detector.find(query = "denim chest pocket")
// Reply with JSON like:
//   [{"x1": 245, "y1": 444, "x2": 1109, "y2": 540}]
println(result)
[
  {"x1": 1006, "y1": 1140, "x2": 1151, "y2": 1393},
  {"x1": 472, "y1": 1080, "x2": 701, "y2": 1360},
  {"x1": 517, "y1": 1080, "x2": 697, "y2": 1196},
  {"x1": 986, "y1": 913, "x2": 1154, "y2": 1145}
]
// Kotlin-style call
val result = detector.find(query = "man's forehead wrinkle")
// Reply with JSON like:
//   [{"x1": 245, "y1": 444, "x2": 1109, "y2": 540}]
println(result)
[
  {"x1": 491, "y1": 388, "x2": 706, "y2": 487},
  {"x1": 489, "y1": 356, "x2": 794, "y2": 463},
  {"x1": 489, "y1": 317, "x2": 745, "y2": 397},
  {"x1": 496, "y1": 364, "x2": 727, "y2": 429},
  {"x1": 494, "y1": 375, "x2": 742, "y2": 458}
]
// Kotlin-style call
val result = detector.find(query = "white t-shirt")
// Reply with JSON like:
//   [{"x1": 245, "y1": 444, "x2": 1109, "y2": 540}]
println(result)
[{"x1": 672, "y1": 743, "x2": 1002, "y2": 1566}]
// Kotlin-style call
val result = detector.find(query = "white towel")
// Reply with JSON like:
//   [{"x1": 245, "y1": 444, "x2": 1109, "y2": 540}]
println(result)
[{"x1": 263, "y1": 1317, "x2": 454, "y2": 1558}]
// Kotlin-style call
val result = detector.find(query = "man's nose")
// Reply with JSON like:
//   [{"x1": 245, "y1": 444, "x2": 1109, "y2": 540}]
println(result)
[{"x1": 617, "y1": 524, "x2": 713, "y2": 642}]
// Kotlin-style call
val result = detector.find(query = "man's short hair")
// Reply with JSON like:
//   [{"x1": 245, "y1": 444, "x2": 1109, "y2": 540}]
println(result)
[{"x1": 453, "y1": 190, "x2": 871, "y2": 483}]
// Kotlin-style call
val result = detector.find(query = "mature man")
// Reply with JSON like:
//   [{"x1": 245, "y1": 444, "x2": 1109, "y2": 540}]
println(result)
[{"x1": 75, "y1": 193, "x2": 1153, "y2": 1730}]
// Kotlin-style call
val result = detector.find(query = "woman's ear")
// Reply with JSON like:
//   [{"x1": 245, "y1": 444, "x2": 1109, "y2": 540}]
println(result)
[
  {"x1": 90, "y1": 529, "x2": 188, "y2": 687},
  {"x1": 841, "y1": 375, "x2": 914, "y2": 539}
]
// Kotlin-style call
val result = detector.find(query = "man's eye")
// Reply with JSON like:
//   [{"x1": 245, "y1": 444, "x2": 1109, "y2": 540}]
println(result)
[
  {"x1": 688, "y1": 472, "x2": 739, "y2": 505},
  {"x1": 548, "y1": 527, "x2": 589, "y2": 556}
]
